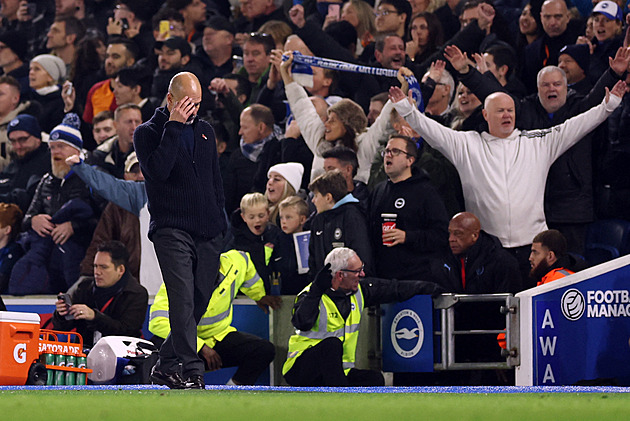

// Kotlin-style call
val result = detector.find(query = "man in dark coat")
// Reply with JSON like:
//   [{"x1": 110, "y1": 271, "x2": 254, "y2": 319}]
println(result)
[
  {"x1": 52, "y1": 240, "x2": 148, "y2": 348},
  {"x1": 369, "y1": 135, "x2": 449, "y2": 280},
  {"x1": 134, "y1": 72, "x2": 226, "y2": 390},
  {"x1": 430, "y1": 212, "x2": 522, "y2": 293},
  {"x1": 1, "y1": 115, "x2": 51, "y2": 212}
]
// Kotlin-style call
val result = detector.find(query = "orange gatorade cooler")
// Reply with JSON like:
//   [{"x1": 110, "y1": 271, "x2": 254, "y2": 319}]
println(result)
[{"x1": 0, "y1": 311, "x2": 41, "y2": 385}]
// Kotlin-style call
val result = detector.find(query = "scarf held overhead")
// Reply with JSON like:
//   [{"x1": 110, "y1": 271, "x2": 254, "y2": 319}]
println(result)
[{"x1": 285, "y1": 51, "x2": 425, "y2": 112}]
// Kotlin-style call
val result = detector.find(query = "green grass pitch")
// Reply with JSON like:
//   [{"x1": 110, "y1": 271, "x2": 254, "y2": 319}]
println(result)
[{"x1": 1, "y1": 390, "x2": 630, "y2": 420}]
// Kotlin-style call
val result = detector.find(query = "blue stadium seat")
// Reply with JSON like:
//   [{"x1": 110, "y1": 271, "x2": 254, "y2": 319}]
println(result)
[{"x1": 584, "y1": 219, "x2": 630, "y2": 266}]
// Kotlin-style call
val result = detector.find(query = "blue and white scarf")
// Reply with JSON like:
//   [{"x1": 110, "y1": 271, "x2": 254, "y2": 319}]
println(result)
[{"x1": 285, "y1": 51, "x2": 425, "y2": 112}]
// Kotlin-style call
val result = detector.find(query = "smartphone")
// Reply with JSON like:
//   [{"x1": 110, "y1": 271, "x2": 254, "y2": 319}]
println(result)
[
  {"x1": 159, "y1": 20, "x2": 170, "y2": 38},
  {"x1": 121, "y1": 18, "x2": 129, "y2": 31},
  {"x1": 65, "y1": 82, "x2": 73, "y2": 96},
  {"x1": 57, "y1": 293, "x2": 74, "y2": 320},
  {"x1": 327, "y1": 4, "x2": 340, "y2": 19}
]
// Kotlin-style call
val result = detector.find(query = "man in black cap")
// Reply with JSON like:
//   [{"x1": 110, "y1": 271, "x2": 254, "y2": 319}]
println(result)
[
  {"x1": 194, "y1": 16, "x2": 237, "y2": 83},
  {"x1": 1, "y1": 114, "x2": 51, "y2": 212},
  {"x1": 0, "y1": 31, "x2": 30, "y2": 96},
  {"x1": 151, "y1": 37, "x2": 195, "y2": 102},
  {"x1": 558, "y1": 44, "x2": 592, "y2": 95}
]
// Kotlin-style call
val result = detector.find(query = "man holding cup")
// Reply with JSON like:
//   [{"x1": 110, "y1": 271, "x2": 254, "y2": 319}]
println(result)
[{"x1": 368, "y1": 134, "x2": 449, "y2": 279}]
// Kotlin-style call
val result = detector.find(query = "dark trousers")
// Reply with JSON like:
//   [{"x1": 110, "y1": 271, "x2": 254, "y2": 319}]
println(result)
[
  {"x1": 284, "y1": 337, "x2": 384, "y2": 387},
  {"x1": 152, "y1": 227, "x2": 223, "y2": 379},
  {"x1": 505, "y1": 244, "x2": 533, "y2": 290},
  {"x1": 213, "y1": 331, "x2": 275, "y2": 385},
  {"x1": 547, "y1": 222, "x2": 587, "y2": 256}
]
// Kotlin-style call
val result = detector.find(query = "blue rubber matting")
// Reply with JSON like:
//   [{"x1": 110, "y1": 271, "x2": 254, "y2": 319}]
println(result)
[{"x1": 0, "y1": 385, "x2": 628, "y2": 393}]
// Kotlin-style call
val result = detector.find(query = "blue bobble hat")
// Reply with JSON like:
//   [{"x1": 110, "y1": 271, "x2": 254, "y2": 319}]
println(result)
[{"x1": 49, "y1": 113, "x2": 83, "y2": 151}]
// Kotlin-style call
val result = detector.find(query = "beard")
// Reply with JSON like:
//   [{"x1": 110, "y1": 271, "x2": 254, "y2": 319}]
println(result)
[
  {"x1": 52, "y1": 159, "x2": 71, "y2": 178},
  {"x1": 529, "y1": 259, "x2": 551, "y2": 281}
]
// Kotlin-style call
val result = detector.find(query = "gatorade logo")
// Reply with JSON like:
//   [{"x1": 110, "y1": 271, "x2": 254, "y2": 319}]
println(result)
[
  {"x1": 13, "y1": 343, "x2": 27, "y2": 364},
  {"x1": 561, "y1": 288, "x2": 585, "y2": 321}
]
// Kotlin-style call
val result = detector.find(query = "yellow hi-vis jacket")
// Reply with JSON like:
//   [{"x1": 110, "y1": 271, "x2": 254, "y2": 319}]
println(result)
[
  {"x1": 282, "y1": 284, "x2": 364, "y2": 375},
  {"x1": 148, "y1": 250, "x2": 266, "y2": 350}
]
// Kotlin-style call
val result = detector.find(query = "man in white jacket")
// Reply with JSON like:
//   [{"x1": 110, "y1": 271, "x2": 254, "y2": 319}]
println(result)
[{"x1": 389, "y1": 79, "x2": 627, "y2": 284}]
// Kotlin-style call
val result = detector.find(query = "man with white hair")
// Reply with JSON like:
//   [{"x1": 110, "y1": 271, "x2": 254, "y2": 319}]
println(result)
[{"x1": 283, "y1": 247, "x2": 443, "y2": 387}]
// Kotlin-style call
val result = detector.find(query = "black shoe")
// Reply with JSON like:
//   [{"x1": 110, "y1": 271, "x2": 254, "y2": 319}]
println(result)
[
  {"x1": 183, "y1": 374, "x2": 205, "y2": 390},
  {"x1": 151, "y1": 367, "x2": 185, "y2": 389}
]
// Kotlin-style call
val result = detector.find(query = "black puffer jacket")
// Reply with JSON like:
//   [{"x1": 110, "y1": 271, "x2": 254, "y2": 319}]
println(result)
[
  {"x1": 0, "y1": 143, "x2": 51, "y2": 212},
  {"x1": 23, "y1": 172, "x2": 103, "y2": 246}
]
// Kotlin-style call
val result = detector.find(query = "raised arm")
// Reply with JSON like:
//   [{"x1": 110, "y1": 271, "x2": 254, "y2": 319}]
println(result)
[
  {"x1": 69, "y1": 158, "x2": 146, "y2": 215},
  {"x1": 282, "y1": 53, "x2": 326, "y2": 155},
  {"x1": 389, "y1": 86, "x2": 471, "y2": 165},
  {"x1": 546, "y1": 81, "x2": 626, "y2": 162}
]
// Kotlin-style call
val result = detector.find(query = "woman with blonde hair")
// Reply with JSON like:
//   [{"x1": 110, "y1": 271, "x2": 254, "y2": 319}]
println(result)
[
  {"x1": 265, "y1": 162, "x2": 304, "y2": 225},
  {"x1": 278, "y1": 52, "x2": 394, "y2": 183},
  {"x1": 259, "y1": 20, "x2": 293, "y2": 50},
  {"x1": 341, "y1": 0, "x2": 377, "y2": 56}
]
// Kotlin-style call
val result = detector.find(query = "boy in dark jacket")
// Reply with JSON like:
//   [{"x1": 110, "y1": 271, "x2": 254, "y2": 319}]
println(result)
[
  {"x1": 228, "y1": 192, "x2": 280, "y2": 293},
  {"x1": 308, "y1": 170, "x2": 372, "y2": 278}
]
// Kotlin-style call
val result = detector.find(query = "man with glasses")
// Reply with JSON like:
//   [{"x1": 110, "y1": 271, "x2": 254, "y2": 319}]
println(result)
[
  {"x1": 134, "y1": 72, "x2": 226, "y2": 390},
  {"x1": 283, "y1": 246, "x2": 443, "y2": 386},
  {"x1": 368, "y1": 135, "x2": 449, "y2": 280},
  {"x1": 374, "y1": 0, "x2": 411, "y2": 40},
  {"x1": 0, "y1": 114, "x2": 51, "y2": 212}
]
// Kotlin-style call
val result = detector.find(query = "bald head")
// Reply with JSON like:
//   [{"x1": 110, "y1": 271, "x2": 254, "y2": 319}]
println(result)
[
  {"x1": 448, "y1": 212, "x2": 481, "y2": 255},
  {"x1": 168, "y1": 72, "x2": 202, "y2": 101},
  {"x1": 482, "y1": 92, "x2": 516, "y2": 139},
  {"x1": 540, "y1": 0, "x2": 570, "y2": 37},
  {"x1": 167, "y1": 72, "x2": 202, "y2": 118}
]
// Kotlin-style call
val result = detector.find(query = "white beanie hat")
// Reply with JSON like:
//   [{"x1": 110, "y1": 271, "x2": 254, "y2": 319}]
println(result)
[
  {"x1": 31, "y1": 54, "x2": 66, "y2": 83},
  {"x1": 267, "y1": 162, "x2": 304, "y2": 193}
]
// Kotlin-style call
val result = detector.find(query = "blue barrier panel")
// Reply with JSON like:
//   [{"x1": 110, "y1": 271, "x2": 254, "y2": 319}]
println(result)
[
  {"x1": 381, "y1": 295, "x2": 433, "y2": 372},
  {"x1": 516, "y1": 255, "x2": 630, "y2": 386}
]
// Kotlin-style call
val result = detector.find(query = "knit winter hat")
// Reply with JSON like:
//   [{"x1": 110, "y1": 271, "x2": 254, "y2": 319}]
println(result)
[
  {"x1": 267, "y1": 162, "x2": 304, "y2": 193},
  {"x1": 31, "y1": 54, "x2": 66, "y2": 84},
  {"x1": 49, "y1": 113, "x2": 82, "y2": 151},
  {"x1": 7, "y1": 114, "x2": 41, "y2": 139},
  {"x1": 559, "y1": 44, "x2": 590, "y2": 76},
  {"x1": 328, "y1": 99, "x2": 367, "y2": 136}
]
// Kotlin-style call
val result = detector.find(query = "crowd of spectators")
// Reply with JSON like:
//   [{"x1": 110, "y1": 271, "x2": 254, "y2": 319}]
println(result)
[{"x1": 0, "y1": 0, "x2": 628, "y2": 385}]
